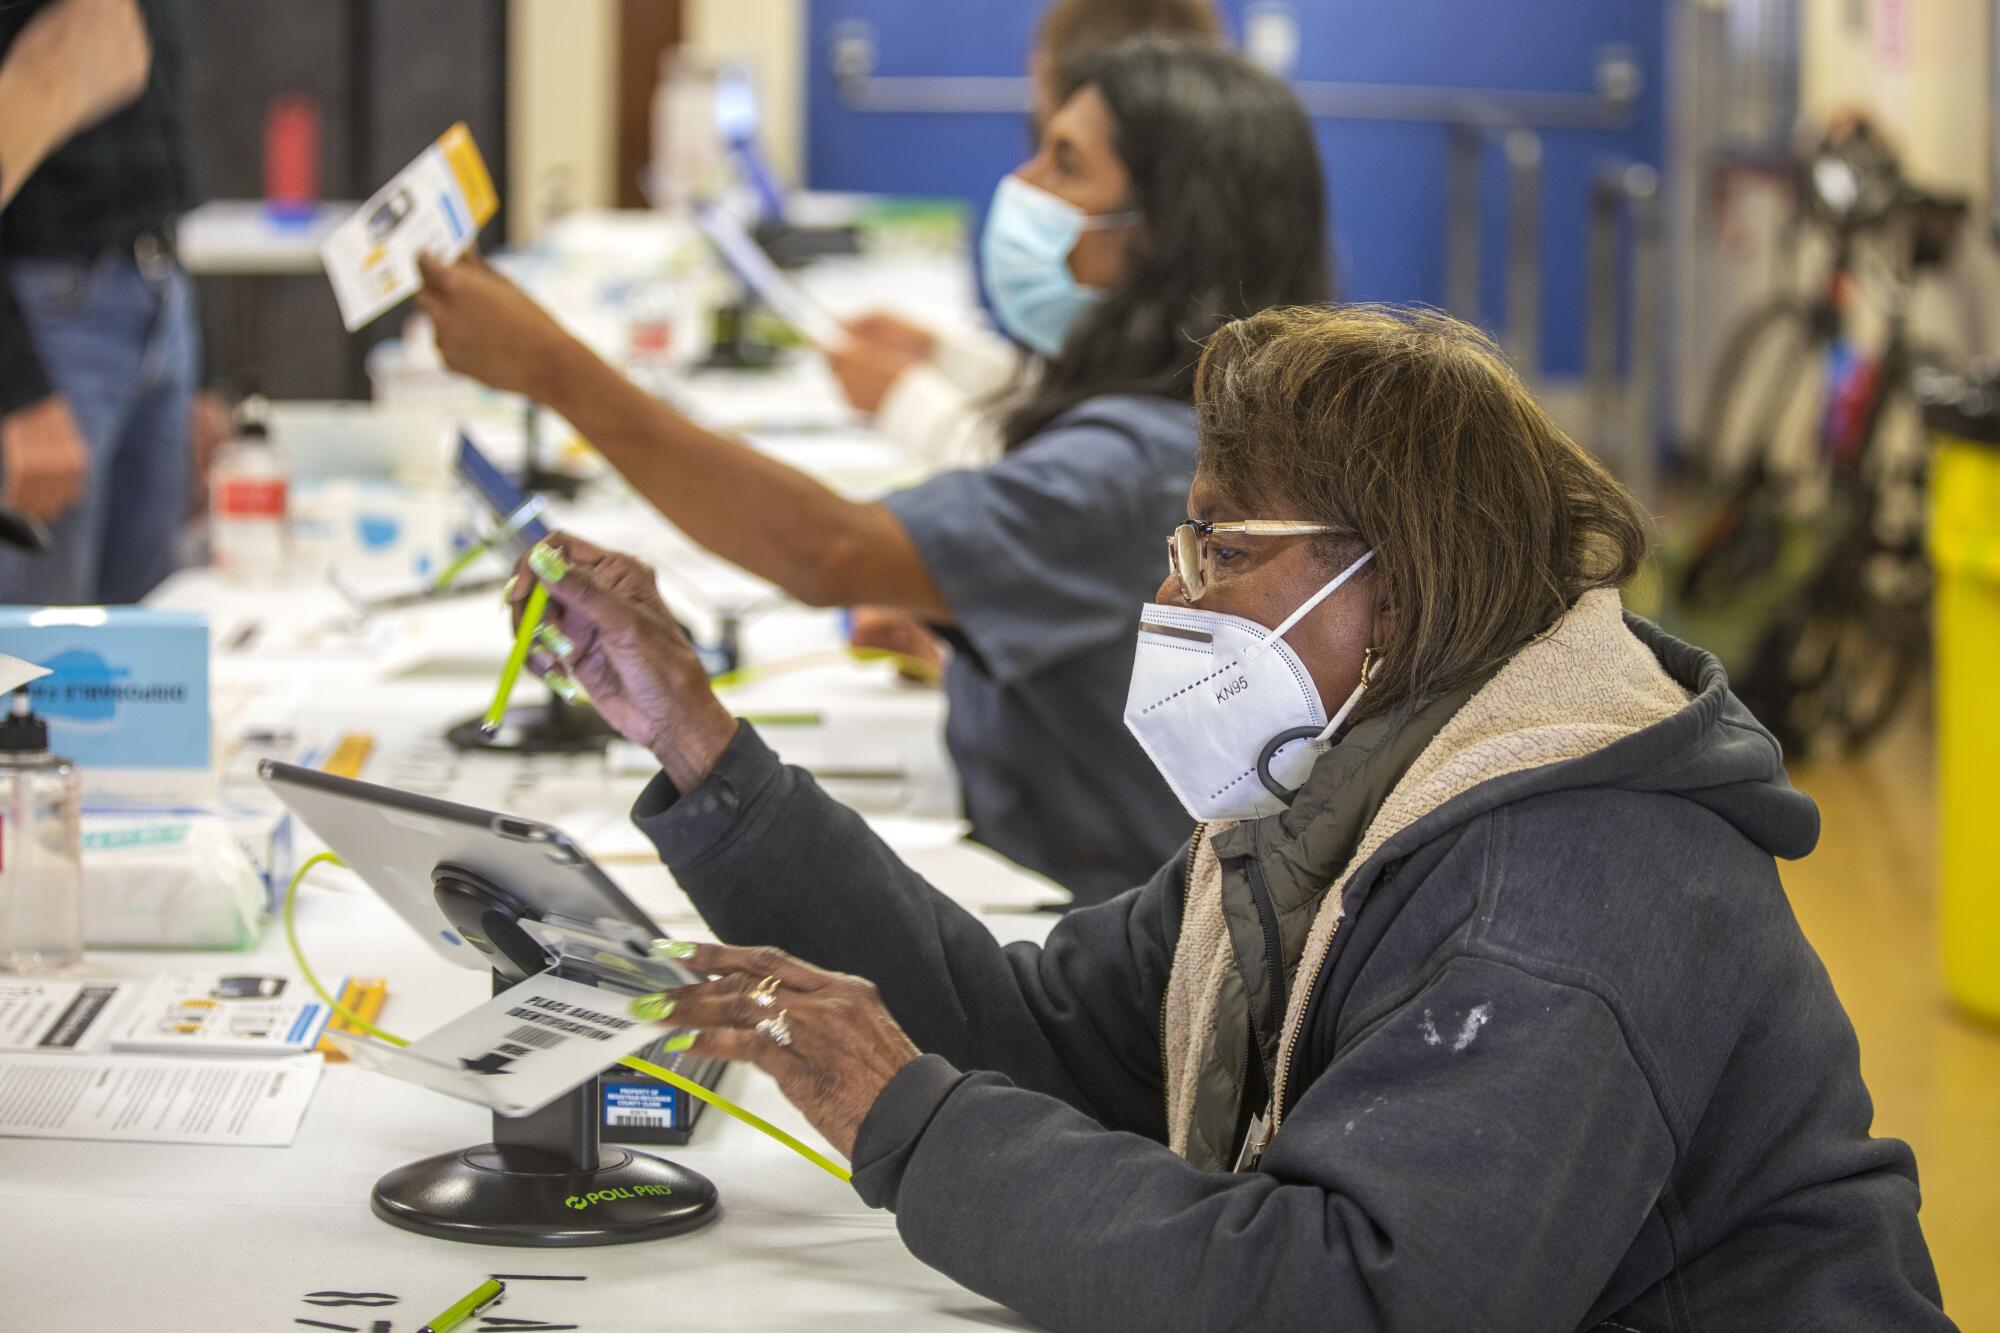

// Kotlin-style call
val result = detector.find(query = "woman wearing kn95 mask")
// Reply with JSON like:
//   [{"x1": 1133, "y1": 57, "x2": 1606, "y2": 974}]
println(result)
[
  {"x1": 508, "y1": 305, "x2": 1946, "y2": 1332},
  {"x1": 418, "y1": 38, "x2": 1331, "y2": 906}
]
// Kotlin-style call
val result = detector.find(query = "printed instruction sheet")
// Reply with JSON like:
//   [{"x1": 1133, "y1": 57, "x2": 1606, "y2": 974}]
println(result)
[
  {"x1": 0, "y1": 1052, "x2": 322, "y2": 1145},
  {"x1": 0, "y1": 979, "x2": 123, "y2": 1053},
  {"x1": 108, "y1": 971, "x2": 336, "y2": 1057}
]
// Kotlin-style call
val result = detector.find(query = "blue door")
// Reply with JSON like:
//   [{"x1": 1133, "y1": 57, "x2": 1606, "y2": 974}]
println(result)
[{"x1": 805, "y1": 0, "x2": 1667, "y2": 378}]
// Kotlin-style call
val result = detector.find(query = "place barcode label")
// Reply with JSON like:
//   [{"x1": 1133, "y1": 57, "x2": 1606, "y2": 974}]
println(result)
[
  {"x1": 503, "y1": 1024, "x2": 565, "y2": 1051},
  {"x1": 607, "y1": 1109, "x2": 673, "y2": 1128}
]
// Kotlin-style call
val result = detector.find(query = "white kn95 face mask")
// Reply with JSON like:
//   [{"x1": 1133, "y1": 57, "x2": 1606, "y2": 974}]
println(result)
[{"x1": 1123, "y1": 550, "x2": 1375, "y2": 822}]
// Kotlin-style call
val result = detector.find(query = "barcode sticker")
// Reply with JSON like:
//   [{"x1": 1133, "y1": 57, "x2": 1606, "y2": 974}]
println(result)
[{"x1": 503, "y1": 1023, "x2": 565, "y2": 1051}]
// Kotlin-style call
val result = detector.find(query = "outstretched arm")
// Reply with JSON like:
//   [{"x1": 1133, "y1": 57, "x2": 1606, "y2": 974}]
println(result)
[{"x1": 418, "y1": 254, "x2": 949, "y2": 618}]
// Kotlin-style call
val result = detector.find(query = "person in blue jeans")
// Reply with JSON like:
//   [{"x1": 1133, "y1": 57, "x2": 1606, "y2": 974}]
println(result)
[{"x1": 0, "y1": 0, "x2": 198, "y2": 605}]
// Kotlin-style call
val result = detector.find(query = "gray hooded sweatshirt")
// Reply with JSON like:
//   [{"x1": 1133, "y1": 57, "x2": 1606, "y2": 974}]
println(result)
[{"x1": 635, "y1": 591, "x2": 1951, "y2": 1331}]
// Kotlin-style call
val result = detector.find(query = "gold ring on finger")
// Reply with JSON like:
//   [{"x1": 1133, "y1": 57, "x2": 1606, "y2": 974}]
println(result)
[
  {"x1": 754, "y1": 1009, "x2": 793, "y2": 1048},
  {"x1": 750, "y1": 975, "x2": 781, "y2": 1009}
]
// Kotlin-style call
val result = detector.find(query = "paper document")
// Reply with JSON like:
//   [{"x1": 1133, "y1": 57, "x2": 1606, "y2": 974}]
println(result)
[
  {"x1": 693, "y1": 203, "x2": 844, "y2": 347},
  {"x1": 0, "y1": 979, "x2": 122, "y2": 1053},
  {"x1": 0, "y1": 1052, "x2": 322, "y2": 1145},
  {"x1": 321, "y1": 122, "x2": 498, "y2": 330},
  {"x1": 332, "y1": 972, "x2": 658, "y2": 1118},
  {"x1": 109, "y1": 971, "x2": 338, "y2": 1057}
]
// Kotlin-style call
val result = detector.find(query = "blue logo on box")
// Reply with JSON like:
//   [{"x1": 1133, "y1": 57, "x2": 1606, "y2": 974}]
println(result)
[{"x1": 29, "y1": 649, "x2": 130, "y2": 722}]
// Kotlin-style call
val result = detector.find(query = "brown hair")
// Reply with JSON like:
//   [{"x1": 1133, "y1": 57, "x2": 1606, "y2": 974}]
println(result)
[
  {"x1": 1195, "y1": 304, "x2": 1652, "y2": 718},
  {"x1": 1035, "y1": 0, "x2": 1223, "y2": 59}
]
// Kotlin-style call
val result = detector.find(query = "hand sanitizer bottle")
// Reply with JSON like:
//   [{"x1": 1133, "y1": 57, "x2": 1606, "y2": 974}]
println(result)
[{"x1": 0, "y1": 689, "x2": 82, "y2": 972}]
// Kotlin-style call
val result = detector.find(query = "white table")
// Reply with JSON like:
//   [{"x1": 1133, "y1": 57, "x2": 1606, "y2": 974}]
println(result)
[
  {"x1": 0, "y1": 885, "x2": 1053, "y2": 1330},
  {"x1": 0, "y1": 226, "x2": 1070, "y2": 1327}
]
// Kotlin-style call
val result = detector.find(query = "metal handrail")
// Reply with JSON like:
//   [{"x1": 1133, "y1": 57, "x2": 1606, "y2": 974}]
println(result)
[
  {"x1": 824, "y1": 21, "x2": 1649, "y2": 395},
  {"x1": 828, "y1": 22, "x2": 1643, "y2": 132},
  {"x1": 1585, "y1": 161, "x2": 1664, "y2": 505},
  {"x1": 1444, "y1": 125, "x2": 1545, "y2": 384}
]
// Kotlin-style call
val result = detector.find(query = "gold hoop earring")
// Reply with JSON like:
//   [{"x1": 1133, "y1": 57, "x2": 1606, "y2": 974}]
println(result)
[{"x1": 1360, "y1": 647, "x2": 1383, "y2": 688}]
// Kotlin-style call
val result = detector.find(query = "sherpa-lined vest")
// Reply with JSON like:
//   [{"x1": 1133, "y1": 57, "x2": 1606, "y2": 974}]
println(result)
[{"x1": 1161, "y1": 590, "x2": 1693, "y2": 1171}]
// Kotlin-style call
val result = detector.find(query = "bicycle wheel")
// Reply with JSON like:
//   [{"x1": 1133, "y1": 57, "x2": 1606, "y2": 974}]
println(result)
[
  {"x1": 1738, "y1": 480, "x2": 1929, "y2": 758},
  {"x1": 1827, "y1": 376, "x2": 1931, "y2": 751},
  {"x1": 1680, "y1": 302, "x2": 1831, "y2": 608}
]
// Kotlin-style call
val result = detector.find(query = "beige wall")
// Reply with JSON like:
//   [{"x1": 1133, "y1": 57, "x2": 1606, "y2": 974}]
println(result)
[
  {"x1": 506, "y1": 0, "x2": 803, "y2": 241},
  {"x1": 1798, "y1": 0, "x2": 1998, "y2": 356},
  {"x1": 507, "y1": 0, "x2": 619, "y2": 242},
  {"x1": 682, "y1": 0, "x2": 805, "y2": 185},
  {"x1": 1801, "y1": 0, "x2": 1993, "y2": 197}
]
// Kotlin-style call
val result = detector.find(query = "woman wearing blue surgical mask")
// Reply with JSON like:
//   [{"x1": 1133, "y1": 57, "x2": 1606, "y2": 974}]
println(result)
[
  {"x1": 827, "y1": 0, "x2": 1226, "y2": 464},
  {"x1": 418, "y1": 39, "x2": 1331, "y2": 904}
]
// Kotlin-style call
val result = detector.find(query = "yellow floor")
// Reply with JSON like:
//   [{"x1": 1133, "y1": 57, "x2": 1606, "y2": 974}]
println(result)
[{"x1": 1783, "y1": 704, "x2": 2000, "y2": 1330}]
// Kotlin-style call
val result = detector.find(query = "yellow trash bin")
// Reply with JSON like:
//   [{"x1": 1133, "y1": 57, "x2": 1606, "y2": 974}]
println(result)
[{"x1": 1929, "y1": 436, "x2": 2000, "y2": 1022}]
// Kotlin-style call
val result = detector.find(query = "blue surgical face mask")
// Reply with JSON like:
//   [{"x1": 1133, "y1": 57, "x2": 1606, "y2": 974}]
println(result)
[{"x1": 979, "y1": 174, "x2": 1140, "y2": 358}]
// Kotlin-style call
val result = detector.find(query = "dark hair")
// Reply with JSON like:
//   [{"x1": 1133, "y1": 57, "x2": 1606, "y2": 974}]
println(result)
[
  {"x1": 999, "y1": 38, "x2": 1331, "y2": 450},
  {"x1": 1194, "y1": 304, "x2": 1653, "y2": 717},
  {"x1": 1035, "y1": 0, "x2": 1223, "y2": 58}
]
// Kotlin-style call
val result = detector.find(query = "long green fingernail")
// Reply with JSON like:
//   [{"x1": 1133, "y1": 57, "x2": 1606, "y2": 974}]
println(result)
[
  {"x1": 662, "y1": 1033, "x2": 697, "y2": 1054},
  {"x1": 538, "y1": 625, "x2": 575, "y2": 658},
  {"x1": 529, "y1": 542, "x2": 567, "y2": 583},
  {"x1": 500, "y1": 574, "x2": 519, "y2": 603},
  {"x1": 629, "y1": 993, "x2": 676, "y2": 1021},
  {"x1": 650, "y1": 939, "x2": 697, "y2": 959},
  {"x1": 545, "y1": 668, "x2": 582, "y2": 703}
]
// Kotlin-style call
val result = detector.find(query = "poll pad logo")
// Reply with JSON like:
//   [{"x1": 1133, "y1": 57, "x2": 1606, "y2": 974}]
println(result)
[{"x1": 564, "y1": 1184, "x2": 675, "y2": 1210}]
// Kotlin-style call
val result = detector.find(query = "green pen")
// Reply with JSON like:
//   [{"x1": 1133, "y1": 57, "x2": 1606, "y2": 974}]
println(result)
[
  {"x1": 433, "y1": 497, "x2": 549, "y2": 592},
  {"x1": 480, "y1": 542, "x2": 567, "y2": 736},
  {"x1": 481, "y1": 579, "x2": 548, "y2": 736},
  {"x1": 417, "y1": 1276, "x2": 505, "y2": 1333},
  {"x1": 428, "y1": 539, "x2": 489, "y2": 592}
]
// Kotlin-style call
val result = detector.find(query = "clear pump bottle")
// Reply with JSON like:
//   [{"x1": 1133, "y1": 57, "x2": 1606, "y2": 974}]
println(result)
[{"x1": 0, "y1": 690, "x2": 82, "y2": 972}]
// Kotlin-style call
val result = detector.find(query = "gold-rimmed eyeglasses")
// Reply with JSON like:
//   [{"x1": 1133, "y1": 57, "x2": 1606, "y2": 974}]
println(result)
[{"x1": 1167, "y1": 519, "x2": 1339, "y2": 600}]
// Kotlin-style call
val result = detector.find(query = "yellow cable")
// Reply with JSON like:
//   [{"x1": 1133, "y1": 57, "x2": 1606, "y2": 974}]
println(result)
[
  {"x1": 285, "y1": 852, "x2": 407, "y2": 1048},
  {"x1": 283, "y1": 854, "x2": 851, "y2": 1183},
  {"x1": 616, "y1": 1055, "x2": 851, "y2": 1181}
]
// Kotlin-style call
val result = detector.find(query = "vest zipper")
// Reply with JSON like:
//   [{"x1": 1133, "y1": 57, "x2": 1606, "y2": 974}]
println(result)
[
  {"x1": 1232, "y1": 859, "x2": 1288, "y2": 1173},
  {"x1": 1160, "y1": 823, "x2": 1205, "y2": 1121},
  {"x1": 1269, "y1": 923, "x2": 1337, "y2": 1137},
  {"x1": 1243, "y1": 860, "x2": 1286, "y2": 1041}
]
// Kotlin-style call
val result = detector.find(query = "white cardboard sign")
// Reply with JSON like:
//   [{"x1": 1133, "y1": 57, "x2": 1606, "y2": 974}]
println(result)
[{"x1": 333, "y1": 972, "x2": 661, "y2": 1118}]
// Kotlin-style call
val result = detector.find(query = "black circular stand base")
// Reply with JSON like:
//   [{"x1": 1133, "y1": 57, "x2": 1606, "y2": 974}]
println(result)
[
  {"x1": 373, "y1": 1144, "x2": 720, "y2": 1247},
  {"x1": 444, "y1": 700, "x2": 616, "y2": 754}
]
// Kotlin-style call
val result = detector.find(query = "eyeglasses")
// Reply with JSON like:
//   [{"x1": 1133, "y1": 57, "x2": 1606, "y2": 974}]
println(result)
[{"x1": 1167, "y1": 519, "x2": 1339, "y2": 600}]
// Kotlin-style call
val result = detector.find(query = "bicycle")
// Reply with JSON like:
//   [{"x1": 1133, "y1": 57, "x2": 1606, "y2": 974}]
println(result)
[{"x1": 1676, "y1": 118, "x2": 1968, "y2": 756}]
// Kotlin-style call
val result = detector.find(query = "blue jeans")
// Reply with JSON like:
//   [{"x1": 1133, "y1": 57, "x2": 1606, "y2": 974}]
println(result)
[{"x1": 0, "y1": 254, "x2": 198, "y2": 604}]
